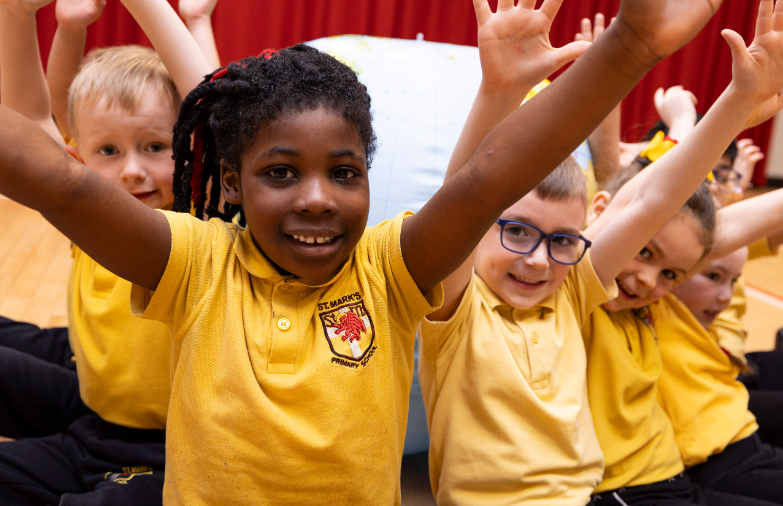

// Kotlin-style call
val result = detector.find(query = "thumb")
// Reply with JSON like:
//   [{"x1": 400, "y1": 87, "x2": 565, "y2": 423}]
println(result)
[
  {"x1": 722, "y1": 29, "x2": 750, "y2": 64},
  {"x1": 654, "y1": 87, "x2": 665, "y2": 112},
  {"x1": 552, "y1": 41, "x2": 591, "y2": 69}
]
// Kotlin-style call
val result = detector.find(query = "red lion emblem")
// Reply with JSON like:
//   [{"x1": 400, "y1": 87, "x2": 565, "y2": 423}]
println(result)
[{"x1": 333, "y1": 311, "x2": 366, "y2": 343}]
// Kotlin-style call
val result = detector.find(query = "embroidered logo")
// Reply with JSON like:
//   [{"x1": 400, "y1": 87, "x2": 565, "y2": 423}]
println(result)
[
  {"x1": 318, "y1": 296, "x2": 376, "y2": 366},
  {"x1": 104, "y1": 466, "x2": 154, "y2": 484}
]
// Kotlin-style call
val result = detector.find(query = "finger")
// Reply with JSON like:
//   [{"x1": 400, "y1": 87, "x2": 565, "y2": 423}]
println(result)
[
  {"x1": 722, "y1": 29, "x2": 751, "y2": 65},
  {"x1": 756, "y1": 0, "x2": 774, "y2": 36},
  {"x1": 581, "y1": 18, "x2": 593, "y2": 42},
  {"x1": 737, "y1": 138, "x2": 754, "y2": 148},
  {"x1": 539, "y1": 0, "x2": 565, "y2": 21},
  {"x1": 654, "y1": 88, "x2": 665, "y2": 111},
  {"x1": 473, "y1": 0, "x2": 492, "y2": 25},
  {"x1": 775, "y1": 0, "x2": 783, "y2": 32},
  {"x1": 593, "y1": 13, "x2": 605, "y2": 38},
  {"x1": 575, "y1": 33, "x2": 584, "y2": 42},
  {"x1": 610, "y1": 16, "x2": 616, "y2": 26},
  {"x1": 688, "y1": 91, "x2": 699, "y2": 106},
  {"x1": 551, "y1": 41, "x2": 592, "y2": 70},
  {"x1": 520, "y1": 0, "x2": 537, "y2": 10},
  {"x1": 497, "y1": 0, "x2": 514, "y2": 11}
]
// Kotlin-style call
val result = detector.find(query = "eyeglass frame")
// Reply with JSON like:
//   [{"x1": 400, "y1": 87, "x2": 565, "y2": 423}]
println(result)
[
  {"x1": 495, "y1": 219, "x2": 592, "y2": 266},
  {"x1": 710, "y1": 167, "x2": 742, "y2": 195}
]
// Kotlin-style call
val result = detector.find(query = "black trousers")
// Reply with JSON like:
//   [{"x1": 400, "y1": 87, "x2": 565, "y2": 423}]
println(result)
[
  {"x1": 687, "y1": 433, "x2": 783, "y2": 504},
  {"x1": 0, "y1": 316, "x2": 92, "y2": 439},
  {"x1": 739, "y1": 349, "x2": 783, "y2": 448},
  {"x1": 589, "y1": 473, "x2": 778, "y2": 506},
  {"x1": 0, "y1": 414, "x2": 165, "y2": 505}
]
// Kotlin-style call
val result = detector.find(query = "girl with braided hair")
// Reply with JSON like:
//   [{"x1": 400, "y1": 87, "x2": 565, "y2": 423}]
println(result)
[{"x1": 0, "y1": 0, "x2": 754, "y2": 502}]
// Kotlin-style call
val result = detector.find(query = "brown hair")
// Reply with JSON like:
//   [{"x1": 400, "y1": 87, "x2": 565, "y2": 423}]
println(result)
[
  {"x1": 68, "y1": 45, "x2": 180, "y2": 139},
  {"x1": 532, "y1": 155, "x2": 587, "y2": 207}
]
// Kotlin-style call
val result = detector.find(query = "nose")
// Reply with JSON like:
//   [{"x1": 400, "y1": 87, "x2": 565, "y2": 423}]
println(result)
[
  {"x1": 294, "y1": 175, "x2": 337, "y2": 215},
  {"x1": 716, "y1": 283, "x2": 734, "y2": 304},
  {"x1": 119, "y1": 152, "x2": 147, "y2": 184},
  {"x1": 523, "y1": 241, "x2": 550, "y2": 270},
  {"x1": 636, "y1": 266, "x2": 657, "y2": 290}
]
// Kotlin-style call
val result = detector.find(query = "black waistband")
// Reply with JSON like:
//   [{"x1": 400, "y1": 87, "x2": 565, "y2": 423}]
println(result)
[{"x1": 72, "y1": 414, "x2": 167, "y2": 444}]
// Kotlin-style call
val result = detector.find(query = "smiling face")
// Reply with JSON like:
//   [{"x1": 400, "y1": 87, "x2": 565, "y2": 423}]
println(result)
[
  {"x1": 602, "y1": 212, "x2": 706, "y2": 312},
  {"x1": 70, "y1": 88, "x2": 177, "y2": 210},
  {"x1": 221, "y1": 106, "x2": 370, "y2": 280},
  {"x1": 672, "y1": 248, "x2": 748, "y2": 328},
  {"x1": 474, "y1": 191, "x2": 586, "y2": 310}
]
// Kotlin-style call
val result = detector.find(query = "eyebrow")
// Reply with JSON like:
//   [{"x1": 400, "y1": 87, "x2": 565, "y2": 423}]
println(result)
[
  {"x1": 649, "y1": 238, "x2": 689, "y2": 276},
  {"x1": 257, "y1": 146, "x2": 301, "y2": 159}
]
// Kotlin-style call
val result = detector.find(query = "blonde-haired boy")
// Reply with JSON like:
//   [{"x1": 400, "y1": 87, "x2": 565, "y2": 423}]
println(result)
[{"x1": 0, "y1": 0, "x2": 218, "y2": 503}]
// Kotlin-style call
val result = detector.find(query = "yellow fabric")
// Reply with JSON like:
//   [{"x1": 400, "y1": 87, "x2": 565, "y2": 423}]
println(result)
[
  {"x1": 583, "y1": 306, "x2": 684, "y2": 492},
  {"x1": 655, "y1": 293, "x2": 758, "y2": 467},
  {"x1": 418, "y1": 252, "x2": 616, "y2": 506},
  {"x1": 67, "y1": 247, "x2": 171, "y2": 429},
  {"x1": 639, "y1": 131, "x2": 677, "y2": 163},
  {"x1": 131, "y1": 210, "x2": 443, "y2": 506},
  {"x1": 712, "y1": 237, "x2": 776, "y2": 362}
]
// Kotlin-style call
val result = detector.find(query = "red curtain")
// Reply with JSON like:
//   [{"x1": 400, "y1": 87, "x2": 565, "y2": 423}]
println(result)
[{"x1": 29, "y1": 0, "x2": 769, "y2": 184}]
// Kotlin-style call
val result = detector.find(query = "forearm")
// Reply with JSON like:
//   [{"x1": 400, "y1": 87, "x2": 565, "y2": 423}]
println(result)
[
  {"x1": 120, "y1": 0, "x2": 211, "y2": 96},
  {"x1": 185, "y1": 15, "x2": 220, "y2": 70},
  {"x1": 589, "y1": 103, "x2": 621, "y2": 189},
  {"x1": 47, "y1": 23, "x2": 87, "y2": 141},
  {"x1": 710, "y1": 188, "x2": 783, "y2": 260},
  {"x1": 0, "y1": 6, "x2": 58, "y2": 136}
]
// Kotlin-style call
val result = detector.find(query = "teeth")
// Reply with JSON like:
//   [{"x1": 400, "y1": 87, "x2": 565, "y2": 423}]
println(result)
[
  {"x1": 511, "y1": 274, "x2": 544, "y2": 284},
  {"x1": 291, "y1": 235, "x2": 335, "y2": 244},
  {"x1": 618, "y1": 280, "x2": 637, "y2": 297}
]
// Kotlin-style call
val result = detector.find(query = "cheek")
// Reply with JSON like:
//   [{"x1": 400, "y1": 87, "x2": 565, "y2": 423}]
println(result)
[
  {"x1": 151, "y1": 163, "x2": 175, "y2": 196},
  {"x1": 648, "y1": 279, "x2": 674, "y2": 303}
]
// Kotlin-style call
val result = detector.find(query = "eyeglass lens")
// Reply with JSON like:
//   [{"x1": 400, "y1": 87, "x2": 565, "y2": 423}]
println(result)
[{"x1": 501, "y1": 222, "x2": 588, "y2": 264}]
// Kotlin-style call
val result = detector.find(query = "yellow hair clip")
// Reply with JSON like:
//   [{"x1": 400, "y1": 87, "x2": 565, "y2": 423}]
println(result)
[{"x1": 639, "y1": 131, "x2": 678, "y2": 163}]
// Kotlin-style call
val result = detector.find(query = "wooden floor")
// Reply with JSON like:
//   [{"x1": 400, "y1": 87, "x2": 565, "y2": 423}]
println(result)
[{"x1": 2, "y1": 195, "x2": 783, "y2": 504}]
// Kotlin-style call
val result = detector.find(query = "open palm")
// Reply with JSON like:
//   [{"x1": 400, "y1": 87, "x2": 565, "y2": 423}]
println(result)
[
  {"x1": 55, "y1": 0, "x2": 105, "y2": 27},
  {"x1": 474, "y1": 0, "x2": 589, "y2": 99}
]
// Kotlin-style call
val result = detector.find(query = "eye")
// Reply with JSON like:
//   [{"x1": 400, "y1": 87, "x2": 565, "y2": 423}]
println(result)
[
  {"x1": 551, "y1": 235, "x2": 575, "y2": 247},
  {"x1": 146, "y1": 143, "x2": 167, "y2": 153},
  {"x1": 662, "y1": 269, "x2": 677, "y2": 281},
  {"x1": 268, "y1": 168, "x2": 296, "y2": 179},
  {"x1": 505, "y1": 225, "x2": 527, "y2": 237},
  {"x1": 97, "y1": 146, "x2": 119, "y2": 156},
  {"x1": 333, "y1": 168, "x2": 356, "y2": 180},
  {"x1": 706, "y1": 272, "x2": 721, "y2": 282},
  {"x1": 639, "y1": 248, "x2": 652, "y2": 260}
]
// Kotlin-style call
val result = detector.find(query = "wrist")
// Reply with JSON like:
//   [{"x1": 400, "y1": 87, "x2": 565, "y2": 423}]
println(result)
[
  {"x1": 55, "y1": 19, "x2": 90, "y2": 34},
  {"x1": 608, "y1": 18, "x2": 664, "y2": 69},
  {"x1": 477, "y1": 81, "x2": 531, "y2": 111},
  {"x1": 183, "y1": 14, "x2": 211, "y2": 30},
  {"x1": 0, "y1": 4, "x2": 39, "y2": 17}
]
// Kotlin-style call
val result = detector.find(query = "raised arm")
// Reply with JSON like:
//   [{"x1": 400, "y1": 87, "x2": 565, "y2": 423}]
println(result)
[
  {"x1": 120, "y1": 0, "x2": 212, "y2": 97},
  {"x1": 0, "y1": 105, "x2": 171, "y2": 290},
  {"x1": 429, "y1": 0, "x2": 590, "y2": 320},
  {"x1": 46, "y1": 0, "x2": 105, "y2": 141},
  {"x1": 179, "y1": 0, "x2": 221, "y2": 70},
  {"x1": 0, "y1": 0, "x2": 63, "y2": 144},
  {"x1": 402, "y1": 0, "x2": 723, "y2": 294},
  {"x1": 586, "y1": 0, "x2": 783, "y2": 287}
]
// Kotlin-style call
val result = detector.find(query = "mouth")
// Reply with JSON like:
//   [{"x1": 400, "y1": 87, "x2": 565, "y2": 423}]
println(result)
[
  {"x1": 508, "y1": 273, "x2": 546, "y2": 291},
  {"x1": 617, "y1": 280, "x2": 639, "y2": 300},
  {"x1": 702, "y1": 309, "x2": 721, "y2": 322},
  {"x1": 284, "y1": 233, "x2": 344, "y2": 257},
  {"x1": 132, "y1": 191, "x2": 157, "y2": 201}
]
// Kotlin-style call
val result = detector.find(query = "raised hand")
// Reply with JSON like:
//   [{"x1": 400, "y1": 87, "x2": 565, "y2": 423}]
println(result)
[
  {"x1": 178, "y1": 0, "x2": 218, "y2": 23},
  {"x1": 615, "y1": 0, "x2": 721, "y2": 62},
  {"x1": 734, "y1": 138, "x2": 764, "y2": 189},
  {"x1": 575, "y1": 13, "x2": 615, "y2": 43},
  {"x1": 722, "y1": 0, "x2": 783, "y2": 128},
  {"x1": 473, "y1": 0, "x2": 590, "y2": 101},
  {"x1": 55, "y1": 0, "x2": 105, "y2": 28},
  {"x1": 653, "y1": 85, "x2": 698, "y2": 140}
]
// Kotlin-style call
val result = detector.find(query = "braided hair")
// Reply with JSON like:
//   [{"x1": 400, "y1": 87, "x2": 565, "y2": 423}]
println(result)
[{"x1": 171, "y1": 44, "x2": 376, "y2": 221}]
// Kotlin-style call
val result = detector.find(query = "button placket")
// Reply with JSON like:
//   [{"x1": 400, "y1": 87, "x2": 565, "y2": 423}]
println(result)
[{"x1": 268, "y1": 282, "x2": 301, "y2": 374}]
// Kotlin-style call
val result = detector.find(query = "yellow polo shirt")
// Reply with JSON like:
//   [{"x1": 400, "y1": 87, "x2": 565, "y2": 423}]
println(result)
[
  {"x1": 68, "y1": 246, "x2": 171, "y2": 429},
  {"x1": 583, "y1": 305, "x2": 683, "y2": 492},
  {"x1": 712, "y1": 238, "x2": 776, "y2": 362},
  {"x1": 418, "y1": 251, "x2": 616, "y2": 506},
  {"x1": 131, "y1": 210, "x2": 442, "y2": 506},
  {"x1": 655, "y1": 293, "x2": 757, "y2": 467}
]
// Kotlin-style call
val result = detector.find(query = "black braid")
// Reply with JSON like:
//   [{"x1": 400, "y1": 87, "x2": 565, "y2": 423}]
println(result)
[{"x1": 171, "y1": 44, "x2": 376, "y2": 222}]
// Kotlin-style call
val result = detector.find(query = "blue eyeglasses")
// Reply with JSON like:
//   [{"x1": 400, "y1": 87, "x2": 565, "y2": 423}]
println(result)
[{"x1": 495, "y1": 219, "x2": 592, "y2": 265}]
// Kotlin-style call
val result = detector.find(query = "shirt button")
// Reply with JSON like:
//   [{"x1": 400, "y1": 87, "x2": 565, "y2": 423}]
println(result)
[
  {"x1": 279, "y1": 285, "x2": 290, "y2": 291},
  {"x1": 277, "y1": 318, "x2": 291, "y2": 331},
  {"x1": 530, "y1": 332, "x2": 539, "y2": 344}
]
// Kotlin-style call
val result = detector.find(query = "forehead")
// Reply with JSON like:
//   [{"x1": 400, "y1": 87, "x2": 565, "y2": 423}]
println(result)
[
  {"x1": 650, "y1": 215, "x2": 705, "y2": 270},
  {"x1": 500, "y1": 191, "x2": 586, "y2": 232},
  {"x1": 74, "y1": 88, "x2": 178, "y2": 139}
]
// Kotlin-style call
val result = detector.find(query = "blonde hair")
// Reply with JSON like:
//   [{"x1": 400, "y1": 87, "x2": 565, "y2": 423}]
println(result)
[
  {"x1": 68, "y1": 45, "x2": 180, "y2": 138},
  {"x1": 533, "y1": 156, "x2": 588, "y2": 208}
]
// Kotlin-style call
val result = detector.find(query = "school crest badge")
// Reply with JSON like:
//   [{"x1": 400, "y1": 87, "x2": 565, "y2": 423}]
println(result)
[{"x1": 319, "y1": 296, "x2": 376, "y2": 363}]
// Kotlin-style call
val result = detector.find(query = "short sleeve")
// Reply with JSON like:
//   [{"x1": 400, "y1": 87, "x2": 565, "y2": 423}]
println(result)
[
  {"x1": 358, "y1": 211, "x2": 444, "y2": 334},
  {"x1": 418, "y1": 274, "x2": 478, "y2": 362},
  {"x1": 748, "y1": 237, "x2": 775, "y2": 260},
  {"x1": 130, "y1": 211, "x2": 222, "y2": 339},
  {"x1": 561, "y1": 250, "x2": 618, "y2": 328}
]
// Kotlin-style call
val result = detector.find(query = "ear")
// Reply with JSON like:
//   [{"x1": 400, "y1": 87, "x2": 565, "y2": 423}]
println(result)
[
  {"x1": 586, "y1": 191, "x2": 612, "y2": 226},
  {"x1": 220, "y1": 161, "x2": 242, "y2": 205},
  {"x1": 65, "y1": 144, "x2": 84, "y2": 163}
]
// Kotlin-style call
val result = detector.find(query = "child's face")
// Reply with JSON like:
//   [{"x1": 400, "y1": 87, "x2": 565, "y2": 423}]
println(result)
[
  {"x1": 70, "y1": 88, "x2": 177, "y2": 210},
  {"x1": 709, "y1": 154, "x2": 741, "y2": 207},
  {"x1": 224, "y1": 107, "x2": 370, "y2": 280},
  {"x1": 474, "y1": 192, "x2": 586, "y2": 310},
  {"x1": 671, "y1": 248, "x2": 747, "y2": 328},
  {"x1": 602, "y1": 213, "x2": 705, "y2": 312}
]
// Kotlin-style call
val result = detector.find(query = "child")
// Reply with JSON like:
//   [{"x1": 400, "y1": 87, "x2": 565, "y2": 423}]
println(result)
[
  {"x1": 0, "y1": 0, "x2": 219, "y2": 504},
  {"x1": 418, "y1": 2, "x2": 783, "y2": 506},
  {"x1": 0, "y1": 0, "x2": 738, "y2": 502}
]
